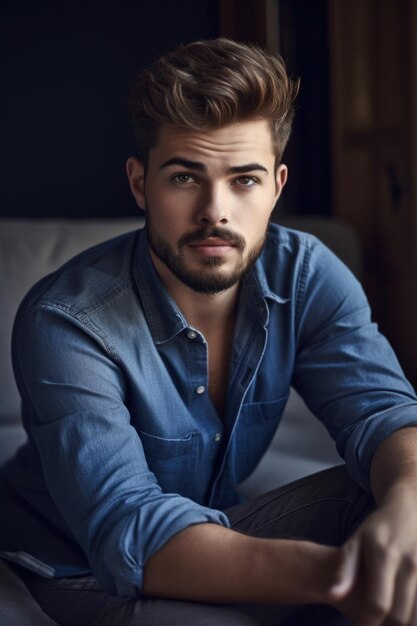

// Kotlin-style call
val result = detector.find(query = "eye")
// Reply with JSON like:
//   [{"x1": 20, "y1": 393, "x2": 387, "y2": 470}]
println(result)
[
  {"x1": 172, "y1": 173, "x2": 196, "y2": 185},
  {"x1": 234, "y1": 176, "x2": 259, "y2": 188}
]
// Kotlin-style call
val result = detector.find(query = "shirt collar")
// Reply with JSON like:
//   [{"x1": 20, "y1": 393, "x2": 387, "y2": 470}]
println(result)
[
  {"x1": 252, "y1": 258, "x2": 290, "y2": 306},
  {"x1": 241, "y1": 259, "x2": 289, "y2": 329}
]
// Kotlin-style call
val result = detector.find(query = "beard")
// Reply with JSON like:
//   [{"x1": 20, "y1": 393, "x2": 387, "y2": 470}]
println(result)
[{"x1": 146, "y1": 215, "x2": 268, "y2": 295}]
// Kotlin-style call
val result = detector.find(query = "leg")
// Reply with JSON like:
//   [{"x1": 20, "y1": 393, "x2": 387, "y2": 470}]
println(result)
[
  {"x1": 228, "y1": 465, "x2": 372, "y2": 543},
  {"x1": 0, "y1": 560, "x2": 59, "y2": 626},
  {"x1": 10, "y1": 565, "x2": 261, "y2": 626},
  {"x1": 10, "y1": 465, "x2": 372, "y2": 626},
  {"x1": 227, "y1": 464, "x2": 374, "y2": 625}
]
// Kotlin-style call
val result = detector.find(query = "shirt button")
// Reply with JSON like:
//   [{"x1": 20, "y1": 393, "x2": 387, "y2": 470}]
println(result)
[
  {"x1": 187, "y1": 330, "x2": 197, "y2": 340},
  {"x1": 196, "y1": 385, "x2": 206, "y2": 395},
  {"x1": 213, "y1": 433, "x2": 222, "y2": 443}
]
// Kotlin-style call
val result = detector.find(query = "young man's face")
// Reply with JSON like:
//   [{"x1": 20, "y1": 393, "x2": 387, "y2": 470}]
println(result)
[{"x1": 127, "y1": 119, "x2": 287, "y2": 295}]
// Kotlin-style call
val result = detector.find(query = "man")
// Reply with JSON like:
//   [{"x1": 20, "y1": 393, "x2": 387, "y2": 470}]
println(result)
[{"x1": 1, "y1": 38, "x2": 417, "y2": 626}]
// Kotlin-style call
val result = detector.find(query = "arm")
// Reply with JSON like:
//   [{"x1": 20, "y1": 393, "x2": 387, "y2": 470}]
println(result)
[
  {"x1": 14, "y1": 300, "x2": 341, "y2": 606},
  {"x1": 292, "y1": 237, "x2": 417, "y2": 493},
  {"x1": 12, "y1": 304, "x2": 229, "y2": 597},
  {"x1": 288, "y1": 237, "x2": 417, "y2": 621},
  {"x1": 329, "y1": 427, "x2": 417, "y2": 625},
  {"x1": 143, "y1": 521, "x2": 340, "y2": 604}
]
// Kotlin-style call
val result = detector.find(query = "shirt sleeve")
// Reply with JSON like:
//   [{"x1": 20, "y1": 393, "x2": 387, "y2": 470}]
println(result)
[
  {"x1": 292, "y1": 236, "x2": 417, "y2": 491},
  {"x1": 12, "y1": 303, "x2": 229, "y2": 598}
]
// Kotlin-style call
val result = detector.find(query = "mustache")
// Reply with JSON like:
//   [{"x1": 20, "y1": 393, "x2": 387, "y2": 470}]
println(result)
[{"x1": 178, "y1": 226, "x2": 246, "y2": 249}]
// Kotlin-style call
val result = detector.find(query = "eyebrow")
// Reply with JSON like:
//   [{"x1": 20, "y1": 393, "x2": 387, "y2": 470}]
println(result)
[
  {"x1": 159, "y1": 158, "x2": 269, "y2": 175},
  {"x1": 229, "y1": 163, "x2": 269, "y2": 175}
]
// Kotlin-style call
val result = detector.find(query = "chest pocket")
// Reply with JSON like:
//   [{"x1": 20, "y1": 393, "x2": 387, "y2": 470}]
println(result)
[
  {"x1": 138, "y1": 430, "x2": 199, "y2": 498},
  {"x1": 235, "y1": 394, "x2": 289, "y2": 483}
]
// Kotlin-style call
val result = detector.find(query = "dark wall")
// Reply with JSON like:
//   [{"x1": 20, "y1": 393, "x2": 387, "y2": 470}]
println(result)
[
  {"x1": 0, "y1": 0, "x2": 218, "y2": 218},
  {"x1": 279, "y1": 0, "x2": 331, "y2": 216},
  {"x1": 1, "y1": 0, "x2": 329, "y2": 219}
]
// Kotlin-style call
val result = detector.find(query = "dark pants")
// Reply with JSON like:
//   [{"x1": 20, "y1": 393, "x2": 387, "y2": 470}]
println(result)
[{"x1": 11, "y1": 465, "x2": 373, "y2": 625}]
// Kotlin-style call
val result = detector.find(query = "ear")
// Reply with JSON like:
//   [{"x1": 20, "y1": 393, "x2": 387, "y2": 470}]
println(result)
[
  {"x1": 126, "y1": 157, "x2": 146, "y2": 210},
  {"x1": 274, "y1": 164, "x2": 288, "y2": 204}
]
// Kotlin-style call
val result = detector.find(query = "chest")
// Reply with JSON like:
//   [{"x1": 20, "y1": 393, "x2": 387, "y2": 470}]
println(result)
[{"x1": 206, "y1": 330, "x2": 234, "y2": 419}]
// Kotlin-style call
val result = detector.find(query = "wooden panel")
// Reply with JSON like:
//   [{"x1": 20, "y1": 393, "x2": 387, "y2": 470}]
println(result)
[
  {"x1": 376, "y1": 145, "x2": 411, "y2": 275},
  {"x1": 329, "y1": 0, "x2": 416, "y2": 386},
  {"x1": 378, "y1": 0, "x2": 403, "y2": 127},
  {"x1": 338, "y1": 149, "x2": 373, "y2": 239},
  {"x1": 339, "y1": 0, "x2": 373, "y2": 131}
]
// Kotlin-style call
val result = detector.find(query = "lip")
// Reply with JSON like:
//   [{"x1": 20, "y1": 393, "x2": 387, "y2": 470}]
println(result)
[
  {"x1": 188, "y1": 238, "x2": 237, "y2": 247},
  {"x1": 187, "y1": 238, "x2": 236, "y2": 256}
]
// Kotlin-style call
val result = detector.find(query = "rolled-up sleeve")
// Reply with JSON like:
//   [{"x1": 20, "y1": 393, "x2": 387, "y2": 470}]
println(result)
[
  {"x1": 12, "y1": 304, "x2": 229, "y2": 597},
  {"x1": 293, "y1": 237, "x2": 417, "y2": 491}
]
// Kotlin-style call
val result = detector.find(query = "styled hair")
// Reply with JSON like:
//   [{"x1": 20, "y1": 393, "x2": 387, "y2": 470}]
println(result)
[{"x1": 128, "y1": 38, "x2": 299, "y2": 168}]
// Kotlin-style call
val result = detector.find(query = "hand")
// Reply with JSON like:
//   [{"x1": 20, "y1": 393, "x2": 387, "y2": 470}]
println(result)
[{"x1": 327, "y1": 483, "x2": 417, "y2": 625}]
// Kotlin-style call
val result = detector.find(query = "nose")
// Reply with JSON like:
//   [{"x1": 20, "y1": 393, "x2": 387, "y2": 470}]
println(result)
[{"x1": 196, "y1": 184, "x2": 228, "y2": 226}]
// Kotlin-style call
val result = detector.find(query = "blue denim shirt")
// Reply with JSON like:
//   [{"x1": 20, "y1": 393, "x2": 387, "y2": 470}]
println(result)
[{"x1": 1, "y1": 224, "x2": 417, "y2": 597}]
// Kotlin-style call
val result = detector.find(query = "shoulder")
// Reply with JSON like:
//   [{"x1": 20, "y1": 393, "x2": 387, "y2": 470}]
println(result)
[
  {"x1": 261, "y1": 222, "x2": 329, "y2": 271},
  {"x1": 261, "y1": 222, "x2": 360, "y2": 282},
  {"x1": 263, "y1": 221, "x2": 350, "y2": 262},
  {"x1": 256, "y1": 223, "x2": 367, "y2": 322},
  {"x1": 17, "y1": 229, "x2": 141, "y2": 321}
]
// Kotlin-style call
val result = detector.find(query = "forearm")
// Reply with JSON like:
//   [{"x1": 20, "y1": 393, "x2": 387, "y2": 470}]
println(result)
[
  {"x1": 143, "y1": 429, "x2": 417, "y2": 607},
  {"x1": 370, "y1": 426, "x2": 417, "y2": 502},
  {"x1": 143, "y1": 522, "x2": 338, "y2": 604}
]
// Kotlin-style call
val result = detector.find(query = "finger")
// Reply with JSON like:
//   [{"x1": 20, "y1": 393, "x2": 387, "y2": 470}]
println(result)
[
  {"x1": 411, "y1": 596, "x2": 417, "y2": 626},
  {"x1": 389, "y1": 557, "x2": 417, "y2": 625},
  {"x1": 328, "y1": 540, "x2": 360, "y2": 599},
  {"x1": 357, "y1": 541, "x2": 398, "y2": 626}
]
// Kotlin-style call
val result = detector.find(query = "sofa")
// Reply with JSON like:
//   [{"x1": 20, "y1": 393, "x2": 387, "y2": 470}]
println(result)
[{"x1": 0, "y1": 216, "x2": 361, "y2": 624}]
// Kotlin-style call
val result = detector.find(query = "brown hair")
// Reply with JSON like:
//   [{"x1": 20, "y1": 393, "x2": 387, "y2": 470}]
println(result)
[{"x1": 128, "y1": 38, "x2": 299, "y2": 168}]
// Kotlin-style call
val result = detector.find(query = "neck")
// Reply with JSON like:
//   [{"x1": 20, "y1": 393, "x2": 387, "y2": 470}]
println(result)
[{"x1": 177, "y1": 287, "x2": 240, "y2": 334}]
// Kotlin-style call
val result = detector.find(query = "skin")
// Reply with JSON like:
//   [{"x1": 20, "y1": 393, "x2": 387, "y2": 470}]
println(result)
[
  {"x1": 126, "y1": 119, "x2": 417, "y2": 623},
  {"x1": 126, "y1": 119, "x2": 287, "y2": 327}
]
